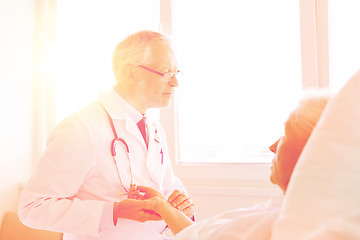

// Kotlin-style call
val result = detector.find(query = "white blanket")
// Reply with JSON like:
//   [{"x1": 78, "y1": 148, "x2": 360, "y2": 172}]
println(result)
[{"x1": 174, "y1": 195, "x2": 284, "y2": 240}]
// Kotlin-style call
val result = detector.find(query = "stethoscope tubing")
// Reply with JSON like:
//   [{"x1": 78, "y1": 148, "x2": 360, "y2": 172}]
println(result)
[
  {"x1": 99, "y1": 103, "x2": 134, "y2": 193},
  {"x1": 111, "y1": 137, "x2": 129, "y2": 156}
]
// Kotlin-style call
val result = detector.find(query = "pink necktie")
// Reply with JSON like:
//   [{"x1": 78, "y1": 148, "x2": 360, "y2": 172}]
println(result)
[{"x1": 137, "y1": 117, "x2": 148, "y2": 148}]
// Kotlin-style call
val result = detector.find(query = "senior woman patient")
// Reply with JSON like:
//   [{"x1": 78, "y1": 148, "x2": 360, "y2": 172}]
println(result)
[{"x1": 128, "y1": 91, "x2": 332, "y2": 239}]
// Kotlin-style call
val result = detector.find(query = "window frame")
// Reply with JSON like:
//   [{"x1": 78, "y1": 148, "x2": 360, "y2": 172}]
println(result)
[
  {"x1": 159, "y1": 0, "x2": 329, "y2": 183},
  {"x1": 32, "y1": 0, "x2": 330, "y2": 185}
]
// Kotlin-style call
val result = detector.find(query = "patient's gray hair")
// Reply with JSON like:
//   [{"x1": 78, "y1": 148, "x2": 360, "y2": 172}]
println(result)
[
  {"x1": 112, "y1": 30, "x2": 172, "y2": 82},
  {"x1": 285, "y1": 90, "x2": 332, "y2": 146}
]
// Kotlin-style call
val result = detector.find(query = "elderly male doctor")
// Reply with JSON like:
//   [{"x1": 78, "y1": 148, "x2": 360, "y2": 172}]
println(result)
[{"x1": 19, "y1": 30, "x2": 194, "y2": 240}]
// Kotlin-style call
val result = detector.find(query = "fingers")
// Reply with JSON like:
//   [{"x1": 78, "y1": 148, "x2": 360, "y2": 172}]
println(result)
[
  {"x1": 168, "y1": 190, "x2": 194, "y2": 212},
  {"x1": 128, "y1": 189, "x2": 140, "y2": 199},
  {"x1": 182, "y1": 205, "x2": 195, "y2": 219},
  {"x1": 174, "y1": 197, "x2": 194, "y2": 211},
  {"x1": 128, "y1": 185, "x2": 145, "y2": 200},
  {"x1": 135, "y1": 186, "x2": 165, "y2": 199},
  {"x1": 167, "y1": 189, "x2": 182, "y2": 203},
  {"x1": 129, "y1": 184, "x2": 137, "y2": 192},
  {"x1": 135, "y1": 185, "x2": 152, "y2": 193},
  {"x1": 168, "y1": 190, "x2": 188, "y2": 208}
]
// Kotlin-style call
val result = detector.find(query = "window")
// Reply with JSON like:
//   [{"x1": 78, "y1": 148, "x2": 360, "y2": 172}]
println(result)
[
  {"x1": 36, "y1": 0, "x2": 329, "y2": 184},
  {"x1": 172, "y1": 0, "x2": 302, "y2": 163},
  {"x1": 329, "y1": 0, "x2": 360, "y2": 90}
]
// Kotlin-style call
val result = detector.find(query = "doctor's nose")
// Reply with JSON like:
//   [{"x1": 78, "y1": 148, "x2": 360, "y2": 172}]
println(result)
[{"x1": 169, "y1": 76, "x2": 179, "y2": 87}]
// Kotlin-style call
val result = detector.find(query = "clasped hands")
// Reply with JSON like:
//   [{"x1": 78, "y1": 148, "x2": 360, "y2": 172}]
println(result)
[{"x1": 113, "y1": 185, "x2": 194, "y2": 223}]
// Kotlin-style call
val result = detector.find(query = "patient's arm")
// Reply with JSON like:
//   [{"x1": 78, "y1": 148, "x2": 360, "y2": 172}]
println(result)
[
  {"x1": 129, "y1": 186, "x2": 195, "y2": 235},
  {"x1": 151, "y1": 196, "x2": 194, "y2": 235}
]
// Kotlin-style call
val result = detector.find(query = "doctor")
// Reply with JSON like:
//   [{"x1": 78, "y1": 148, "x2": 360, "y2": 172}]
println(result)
[{"x1": 18, "y1": 30, "x2": 194, "y2": 240}]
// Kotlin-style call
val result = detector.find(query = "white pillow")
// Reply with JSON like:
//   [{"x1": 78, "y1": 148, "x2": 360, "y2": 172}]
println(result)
[{"x1": 271, "y1": 70, "x2": 360, "y2": 240}]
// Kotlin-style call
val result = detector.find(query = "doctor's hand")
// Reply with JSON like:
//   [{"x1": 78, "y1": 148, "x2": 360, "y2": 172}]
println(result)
[
  {"x1": 113, "y1": 199, "x2": 162, "y2": 223},
  {"x1": 168, "y1": 190, "x2": 195, "y2": 219},
  {"x1": 128, "y1": 185, "x2": 166, "y2": 200},
  {"x1": 128, "y1": 186, "x2": 194, "y2": 219}
]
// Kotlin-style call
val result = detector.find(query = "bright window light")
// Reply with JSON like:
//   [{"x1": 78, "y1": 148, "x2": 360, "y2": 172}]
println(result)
[
  {"x1": 329, "y1": 0, "x2": 360, "y2": 90},
  {"x1": 173, "y1": 0, "x2": 302, "y2": 163},
  {"x1": 54, "y1": 0, "x2": 160, "y2": 124}
]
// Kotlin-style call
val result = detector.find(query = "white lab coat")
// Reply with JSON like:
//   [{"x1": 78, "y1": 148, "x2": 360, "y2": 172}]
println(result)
[
  {"x1": 174, "y1": 195, "x2": 284, "y2": 240},
  {"x1": 18, "y1": 90, "x2": 187, "y2": 240}
]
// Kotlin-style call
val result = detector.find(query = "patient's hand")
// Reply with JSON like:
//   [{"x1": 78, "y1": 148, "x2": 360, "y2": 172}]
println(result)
[
  {"x1": 168, "y1": 190, "x2": 195, "y2": 219},
  {"x1": 129, "y1": 185, "x2": 195, "y2": 220},
  {"x1": 127, "y1": 185, "x2": 195, "y2": 234}
]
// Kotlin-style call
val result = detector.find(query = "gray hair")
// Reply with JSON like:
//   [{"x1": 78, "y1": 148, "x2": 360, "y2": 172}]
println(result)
[
  {"x1": 285, "y1": 89, "x2": 332, "y2": 146},
  {"x1": 112, "y1": 30, "x2": 172, "y2": 81}
]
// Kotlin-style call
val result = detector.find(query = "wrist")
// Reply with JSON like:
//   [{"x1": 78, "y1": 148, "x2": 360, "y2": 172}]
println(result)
[
  {"x1": 153, "y1": 197, "x2": 168, "y2": 215},
  {"x1": 113, "y1": 200, "x2": 128, "y2": 222}
]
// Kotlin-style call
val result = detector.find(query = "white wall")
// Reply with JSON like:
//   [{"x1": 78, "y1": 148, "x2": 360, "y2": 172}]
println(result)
[{"x1": 0, "y1": 0, "x2": 36, "y2": 222}]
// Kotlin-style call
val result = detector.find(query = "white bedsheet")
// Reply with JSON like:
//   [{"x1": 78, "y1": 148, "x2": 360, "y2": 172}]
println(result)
[
  {"x1": 174, "y1": 195, "x2": 283, "y2": 240},
  {"x1": 303, "y1": 210, "x2": 360, "y2": 240}
]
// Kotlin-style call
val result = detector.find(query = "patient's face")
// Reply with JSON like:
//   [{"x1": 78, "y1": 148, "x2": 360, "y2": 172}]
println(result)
[{"x1": 269, "y1": 133, "x2": 303, "y2": 192}]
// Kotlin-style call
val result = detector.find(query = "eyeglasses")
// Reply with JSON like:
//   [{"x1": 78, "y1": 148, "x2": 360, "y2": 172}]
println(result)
[{"x1": 138, "y1": 65, "x2": 182, "y2": 81}]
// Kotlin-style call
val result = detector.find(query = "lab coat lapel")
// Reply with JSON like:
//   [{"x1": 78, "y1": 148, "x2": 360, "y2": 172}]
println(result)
[
  {"x1": 112, "y1": 113, "x2": 147, "y2": 150},
  {"x1": 145, "y1": 121, "x2": 162, "y2": 189},
  {"x1": 98, "y1": 90, "x2": 146, "y2": 149},
  {"x1": 147, "y1": 121, "x2": 156, "y2": 154}
]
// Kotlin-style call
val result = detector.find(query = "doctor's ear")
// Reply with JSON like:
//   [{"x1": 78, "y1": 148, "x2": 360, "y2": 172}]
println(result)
[{"x1": 121, "y1": 64, "x2": 136, "y2": 80}]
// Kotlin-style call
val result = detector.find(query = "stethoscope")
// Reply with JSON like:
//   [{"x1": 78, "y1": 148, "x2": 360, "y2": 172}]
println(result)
[{"x1": 100, "y1": 103, "x2": 134, "y2": 194}]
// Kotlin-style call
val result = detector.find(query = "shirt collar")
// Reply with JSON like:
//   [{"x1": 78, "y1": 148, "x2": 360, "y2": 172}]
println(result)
[{"x1": 98, "y1": 88, "x2": 143, "y2": 123}]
